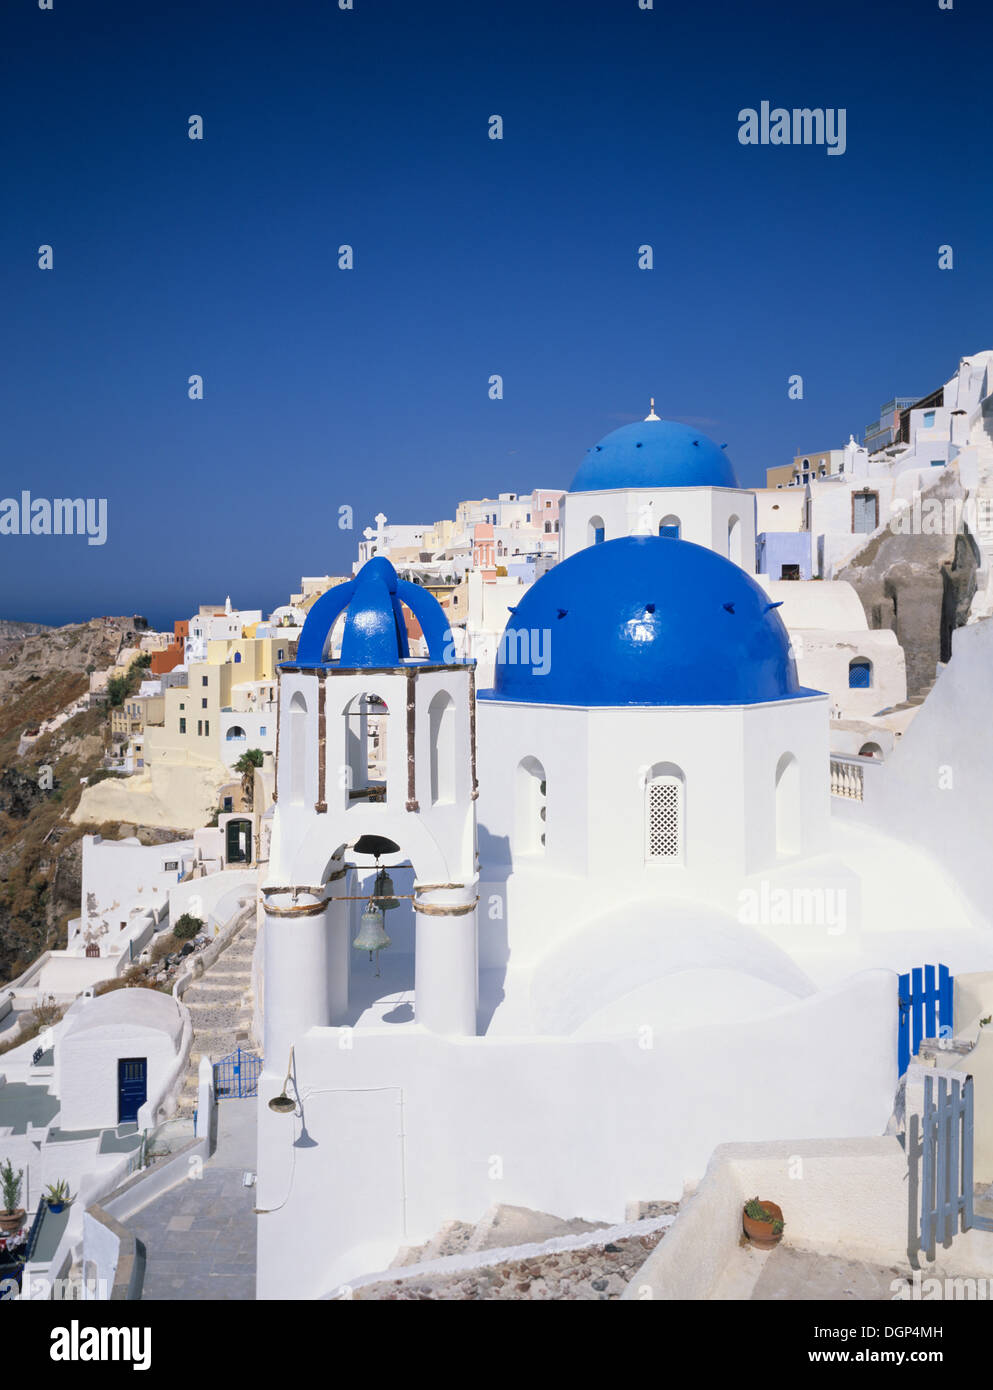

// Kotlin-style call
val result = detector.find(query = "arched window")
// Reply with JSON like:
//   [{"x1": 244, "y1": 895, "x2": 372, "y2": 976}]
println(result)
[
  {"x1": 858, "y1": 742, "x2": 883, "y2": 759},
  {"x1": 428, "y1": 690, "x2": 456, "y2": 805},
  {"x1": 775, "y1": 752, "x2": 801, "y2": 856},
  {"x1": 645, "y1": 762, "x2": 684, "y2": 862},
  {"x1": 588, "y1": 515, "x2": 606, "y2": 546},
  {"x1": 659, "y1": 515, "x2": 680, "y2": 540},
  {"x1": 848, "y1": 658, "x2": 872, "y2": 689},
  {"x1": 727, "y1": 515, "x2": 741, "y2": 565},
  {"x1": 226, "y1": 726, "x2": 247, "y2": 742},
  {"x1": 289, "y1": 690, "x2": 307, "y2": 805},
  {"x1": 344, "y1": 693, "x2": 389, "y2": 803},
  {"x1": 516, "y1": 756, "x2": 546, "y2": 854}
]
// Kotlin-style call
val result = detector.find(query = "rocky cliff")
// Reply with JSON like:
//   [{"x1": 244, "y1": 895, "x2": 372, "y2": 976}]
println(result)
[{"x1": 0, "y1": 618, "x2": 140, "y2": 980}]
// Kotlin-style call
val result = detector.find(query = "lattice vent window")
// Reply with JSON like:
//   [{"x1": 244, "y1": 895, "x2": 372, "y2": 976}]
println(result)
[{"x1": 647, "y1": 778, "x2": 682, "y2": 860}]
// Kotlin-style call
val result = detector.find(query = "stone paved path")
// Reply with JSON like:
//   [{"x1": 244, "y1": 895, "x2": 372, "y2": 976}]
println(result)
[{"x1": 130, "y1": 1100, "x2": 257, "y2": 1300}]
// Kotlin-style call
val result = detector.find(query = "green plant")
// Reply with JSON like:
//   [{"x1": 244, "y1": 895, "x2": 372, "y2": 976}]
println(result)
[
  {"x1": 173, "y1": 913, "x2": 203, "y2": 941},
  {"x1": 0, "y1": 1160, "x2": 23, "y2": 1214},
  {"x1": 44, "y1": 1179, "x2": 70, "y2": 1205},
  {"x1": 744, "y1": 1197, "x2": 784, "y2": 1234}
]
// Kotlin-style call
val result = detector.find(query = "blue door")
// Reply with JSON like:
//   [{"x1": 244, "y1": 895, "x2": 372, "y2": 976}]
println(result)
[{"x1": 118, "y1": 1057, "x2": 147, "y2": 1125}]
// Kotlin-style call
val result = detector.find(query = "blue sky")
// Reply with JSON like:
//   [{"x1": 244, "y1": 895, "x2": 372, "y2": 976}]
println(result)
[{"x1": 2, "y1": 0, "x2": 991, "y2": 627}]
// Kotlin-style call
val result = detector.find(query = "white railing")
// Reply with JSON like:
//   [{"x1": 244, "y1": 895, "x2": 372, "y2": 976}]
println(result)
[{"x1": 830, "y1": 756, "x2": 865, "y2": 801}]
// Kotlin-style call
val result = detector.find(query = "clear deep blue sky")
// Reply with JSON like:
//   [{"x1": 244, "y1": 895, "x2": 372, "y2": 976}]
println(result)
[{"x1": 2, "y1": 0, "x2": 991, "y2": 628}]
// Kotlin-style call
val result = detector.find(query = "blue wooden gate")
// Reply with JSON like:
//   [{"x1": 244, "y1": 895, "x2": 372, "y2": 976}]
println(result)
[
  {"x1": 214, "y1": 1046, "x2": 262, "y2": 1099},
  {"x1": 920, "y1": 1072, "x2": 993, "y2": 1260},
  {"x1": 898, "y1": 963, "x2": 953, "y2": 1075}
]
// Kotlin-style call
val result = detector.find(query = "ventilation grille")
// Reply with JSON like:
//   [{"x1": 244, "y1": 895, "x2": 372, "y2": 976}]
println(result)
[{"x1": 648, "y1": 779, "x2": 681, "y2": 859}]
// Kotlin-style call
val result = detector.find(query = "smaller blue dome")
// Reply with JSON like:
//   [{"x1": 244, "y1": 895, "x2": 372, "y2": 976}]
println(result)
[
  {"x1": 481, "y1": 536, "x2": 814, "y2": 707},
  {"x1": 292, "y1": 557, "x2": 460, "y2": 669},
  {"x1": 571, "y1": 418, "x2": 737, "y2": 492}
]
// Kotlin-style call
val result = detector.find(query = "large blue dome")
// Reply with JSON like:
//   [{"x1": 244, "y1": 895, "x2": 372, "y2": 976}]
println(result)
[
  {"x1": 292, "y1": 557, "x2": 459, "y2": 669},
  {"x1": 481, "y1": 536, "x2": 813, "y2": 707},
  {"x1": 570, "y1": 418, "x2": 738, "y2": 492}
]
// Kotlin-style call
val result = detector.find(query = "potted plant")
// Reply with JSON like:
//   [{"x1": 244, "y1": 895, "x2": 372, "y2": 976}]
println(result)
[
  {"x1": 743, "y1": 1196, "x2": 785, "y2": 1249},
  {"x1": 0, "y1": 1160, "x2": 25, "y2": 1234},
  {"x1": 45, "y1": 1180, "x2": 71, "y2": 1214}
]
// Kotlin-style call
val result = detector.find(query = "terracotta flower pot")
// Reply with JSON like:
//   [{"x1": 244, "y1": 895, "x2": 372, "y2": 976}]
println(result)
[
  {"x1": 0, "y1": 1210, "x2": 25, "y2": 1235},
  {"x1": 742, "y1": 1200, "x2": 784, "y2": 1249}
]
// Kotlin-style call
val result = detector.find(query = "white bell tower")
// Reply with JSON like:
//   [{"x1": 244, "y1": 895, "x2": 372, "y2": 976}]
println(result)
[{"x1": 260, "y1": 557, "x2": 479, "y2": 1065}]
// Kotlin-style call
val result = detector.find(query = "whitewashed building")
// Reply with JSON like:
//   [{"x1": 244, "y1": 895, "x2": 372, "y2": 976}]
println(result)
[{"x1": 253, "y1": 532, "x2": 993, "y2": 1299}]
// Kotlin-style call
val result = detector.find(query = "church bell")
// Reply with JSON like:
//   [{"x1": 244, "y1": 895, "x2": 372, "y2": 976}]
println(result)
[
  {"x1": 353, "y1": 902, "x2": 391, "y2": 958},
  {"x1": 373, "y1": 867, "x2": 399, "y2": 911}
]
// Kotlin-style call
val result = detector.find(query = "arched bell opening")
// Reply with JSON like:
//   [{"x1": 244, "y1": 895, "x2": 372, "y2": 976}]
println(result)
[
  {"x1": 343, "y1": 693, "x2": 390, "y2": 805},
  {"x1": 324, "y1": 834, "x2": 417, "y2": 1023},
  {"x1": 288, "y1": 690, "x2": 308, "y2": 805},
  {"x1": 428, "y1": 690, "x2": 456, "y2": 805}
]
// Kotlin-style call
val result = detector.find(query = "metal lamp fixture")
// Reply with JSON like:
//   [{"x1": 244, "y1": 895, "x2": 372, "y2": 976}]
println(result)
[{"x1": 268, "y1": 1045, "x2": 297, "y2": 1115}]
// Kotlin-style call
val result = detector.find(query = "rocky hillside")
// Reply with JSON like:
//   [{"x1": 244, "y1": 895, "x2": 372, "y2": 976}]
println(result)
[
  {"x1": 0, "y1": 618, "x2": 144, "y2": 981},
  {"x1": 837, "y1": 470, "x2": 979, "y2": 698}
]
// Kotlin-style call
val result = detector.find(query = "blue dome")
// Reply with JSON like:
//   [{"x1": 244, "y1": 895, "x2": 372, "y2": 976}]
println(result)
[
  {"x1": 570, "y1": 418, "x2": 738, "y2": 492},
  {"x1": 293, "y1": 556, "x2": 459, "y2": 669},
  {"x1": 481, "y1": 536, "x2": 812, "y2": 707}
]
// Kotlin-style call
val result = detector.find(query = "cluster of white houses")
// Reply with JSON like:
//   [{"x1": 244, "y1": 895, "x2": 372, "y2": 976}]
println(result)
[{"x1": 3, "y1": 346, "x2": 993, "y2": 1298}]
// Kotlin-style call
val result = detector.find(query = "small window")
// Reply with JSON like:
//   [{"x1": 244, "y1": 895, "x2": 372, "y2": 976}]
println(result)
[
  {"x1": 179, "y1": 702, "x2": 185, "y2": 710},
  {"x1": 849, "y1": 658, "x2": 872, "y2": 689},
  {"x1": 923, "y1": 411, "x2": 935, "y2": 427},
  {"x1": 205, "y1": 720, "x2": 209, "y2": 735},
  {"x1": 202, "y1": 676, "x2": 208, "y2": 687},
  {"x1": 202, "y1": 698, "x2": 208, "y2": 708},
  {"x1": 780, "y1": 563, "x2": 800, "y2": 580},
  {"x1": 197, "y1": 720, "x2": 203, "y2": 735},
  {"x1": 930, "y1": 459, "x2": 944, "y2": 467},
  {"x1": 179, "y1": 718, "x2": 186, "y2": 734},
  {"x1": 222, "y1": 797, "x2": 233, "y2": 812},
  {"x1": 260, "y1": 725, "x2": 267, "y2": 736},
  {"x1": 277, "y1": 649, "x2": 285, "y2": 661},
  {"x1": 646, "y1": 772, "x2": 683, "y2": 861}
]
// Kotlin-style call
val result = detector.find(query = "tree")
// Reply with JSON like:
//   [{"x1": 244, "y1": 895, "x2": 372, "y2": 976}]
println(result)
[
  {"x1": 234, "y1": 748, "x2": 264, "y2": 809},
  {"x1": 106, "y1": 675, "x2": 128, "y2": 707}
]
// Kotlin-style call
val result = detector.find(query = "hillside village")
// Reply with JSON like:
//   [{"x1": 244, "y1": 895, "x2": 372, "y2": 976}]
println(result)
[{"x1": 1, "y1": 347, "x2": 993, "y2": 1301}]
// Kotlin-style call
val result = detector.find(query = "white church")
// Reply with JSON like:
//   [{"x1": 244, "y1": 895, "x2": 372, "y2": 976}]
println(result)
[{"x1": 254, "y1": 413, "x2": 993, "y2": 1298}]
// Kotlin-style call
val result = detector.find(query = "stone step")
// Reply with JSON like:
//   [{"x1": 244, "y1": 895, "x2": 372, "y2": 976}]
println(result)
[
  {"x1": 421, "y1": 1219, "x2": 477, "y2": 1262},
  {"x1": 465, "y1": 1205, "x2": 610, "y2": 1254}
]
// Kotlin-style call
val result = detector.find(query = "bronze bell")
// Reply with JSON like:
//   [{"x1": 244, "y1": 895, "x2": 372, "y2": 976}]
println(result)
[
  {"x1": 373, "y1": 867, "x2": 399, "y2": 911},
  {"x1": 353, "y1": 903, "x2": 391, "y2": 956}
]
